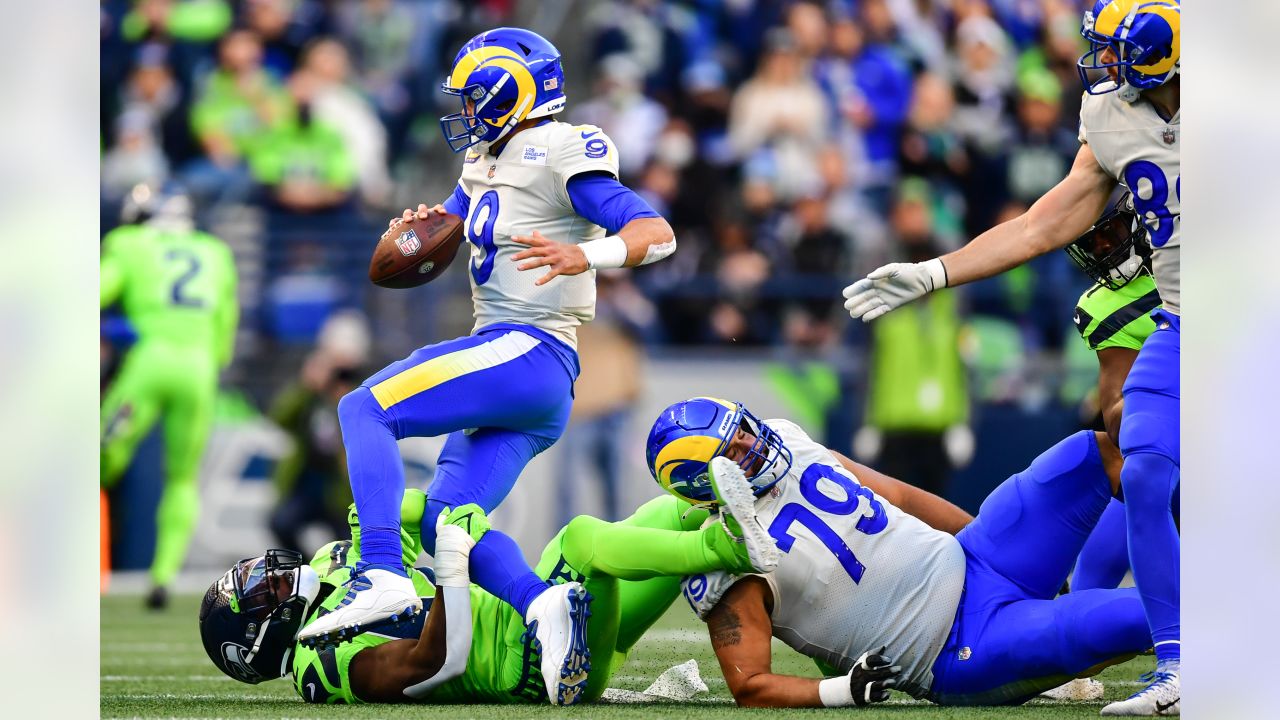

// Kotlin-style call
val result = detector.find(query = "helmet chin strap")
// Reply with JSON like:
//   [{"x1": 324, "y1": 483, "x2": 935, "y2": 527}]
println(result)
[{"x1": 1118, "y1": 83, "x2": 1141, "y2": 103}]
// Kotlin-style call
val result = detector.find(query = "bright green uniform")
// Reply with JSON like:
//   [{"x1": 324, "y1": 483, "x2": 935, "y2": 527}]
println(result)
[
  {"x1": 100, "y1": 223, "x2": 239, "y2": 587},
  {"x1": 1072, "y1": 273, "x2": 1160, "y2": 351},
  {"x1": 291, "y1": 495, "x2": 724, "y2": 705}
]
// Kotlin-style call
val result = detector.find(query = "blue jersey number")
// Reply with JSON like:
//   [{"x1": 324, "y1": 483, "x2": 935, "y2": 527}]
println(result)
[
  {"x1": 1124, "y1": 160, "x2": 1179, "y2": 248},
  {"x1": 468, "y1": 190, "x2": 500, "y2": 285},
  {"x1": 767, "y1": 463, "x2": 887, "y2": 584},
  {"x1": 165, "y1": 248, "x2": 205, "y2": 308}
]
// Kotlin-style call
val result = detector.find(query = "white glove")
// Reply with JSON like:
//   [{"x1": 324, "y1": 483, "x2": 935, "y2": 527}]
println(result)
[
  {"x1": 433, "y1": 511, "x2": 477, "y2": 588},
  {"x1": 843, "y1": 258, "x2": 948, "y2": 322}
]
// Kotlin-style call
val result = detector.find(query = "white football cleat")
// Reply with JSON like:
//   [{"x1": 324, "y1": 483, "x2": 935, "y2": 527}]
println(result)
[
  {"x1": 1101, "y1": 667, "x2": 1179, "y2": 716},
  {"x1": 708, "y1": 456, "x2": 780, "y2": 573},
  {"x1": 296, "y1": 568, "x2": 421, "y2": 648},
  {"x1": 524, "y1": 581, "x2": 592, "y2": 705},
  {"x1": 1041, "y1": 677, "x2": 1104, "y2": 702}
]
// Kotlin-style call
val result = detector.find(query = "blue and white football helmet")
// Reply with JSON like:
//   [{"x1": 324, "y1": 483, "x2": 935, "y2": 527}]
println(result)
[
  {"x1": 439, "y1": 27, "x2": 567, "y2": 153},
  {"x1": 646, "y1": 397, "x2": 793, "y2": 505},
  {"x1": 1078, "y1": 0, "x2": 1180, "y2": 101}
]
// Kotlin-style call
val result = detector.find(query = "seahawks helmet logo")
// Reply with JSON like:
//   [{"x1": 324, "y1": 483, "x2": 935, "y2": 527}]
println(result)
[{"x1": 221, "y1": 642, "x2": 265, "y2": 683}]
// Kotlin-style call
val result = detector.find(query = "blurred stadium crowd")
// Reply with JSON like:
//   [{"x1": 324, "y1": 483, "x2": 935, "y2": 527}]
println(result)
[{"x1": 101, "y1": 0, "x2": 1108, "y2": 553}]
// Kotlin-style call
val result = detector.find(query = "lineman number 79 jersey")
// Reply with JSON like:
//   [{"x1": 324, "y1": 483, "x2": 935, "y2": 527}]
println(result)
[{"x1": 682, "y1": 420, "x2": 966, "y2": 698}]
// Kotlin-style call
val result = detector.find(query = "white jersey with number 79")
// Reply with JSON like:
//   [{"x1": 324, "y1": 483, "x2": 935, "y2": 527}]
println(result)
[{"x1": 681, "y1": 419, "x2": 965, "y2": 699}]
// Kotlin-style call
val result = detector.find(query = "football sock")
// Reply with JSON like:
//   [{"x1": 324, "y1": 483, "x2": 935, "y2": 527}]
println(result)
[
  {"x1": 469, "y1": 529, "x2": 548, "y2": 617},
  {"x1": 561, "y1": 514, "x2": 747, "y2": 579},
  {"x1": 150, "y1": 477, "x2": 200, "y2": 587},
  {"x1": 1120, "y1": 448, "x2": 1180, "y2": 664},
  {"x1": 337, "y1": 387, "x2": 407, "y2": 571}
]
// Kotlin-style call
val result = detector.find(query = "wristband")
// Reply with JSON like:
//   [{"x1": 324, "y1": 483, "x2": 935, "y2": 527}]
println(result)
[
  {"x1": 923, "y1": 257, "x2": 948, "y2": 290},
  {"x1": 818, "y1": 675, "x2": 855, "y2": 707},
  {"x1": 579, "y1": 235, "x2": 628, "y2": 269}
]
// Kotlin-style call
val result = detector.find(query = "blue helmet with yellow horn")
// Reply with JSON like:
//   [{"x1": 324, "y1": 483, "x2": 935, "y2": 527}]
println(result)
[
  {"x1": 440, "y1": 27, "x2": 567, "y2": 153},
  {"x1": 1078, "y1": 0, "x2": 1179, "y2": 100},
  {"x1": 646, "y1": 397, "x2": 793, "y2": 505}
]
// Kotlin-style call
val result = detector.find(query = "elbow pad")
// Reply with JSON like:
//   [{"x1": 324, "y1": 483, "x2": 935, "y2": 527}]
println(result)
[{"x1": 640, "y1": 237, "x2": 677, "y2": 266}]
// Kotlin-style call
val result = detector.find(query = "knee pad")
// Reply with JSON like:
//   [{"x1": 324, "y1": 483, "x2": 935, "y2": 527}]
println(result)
[{"x1": 1118, "y1": 409, "x2": 1177, "y2": 461}]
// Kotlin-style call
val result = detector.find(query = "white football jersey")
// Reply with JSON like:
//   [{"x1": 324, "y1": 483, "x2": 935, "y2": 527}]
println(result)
[
  {"x1": 455, "y1": 121, "x2": 620, "y2": 350},
  {"x1": 682, "y1": 420, "x2": 965, "y2": 698},
  {"x1": 1079, "y1": 86, "x2": 1181, "y2": 315}
]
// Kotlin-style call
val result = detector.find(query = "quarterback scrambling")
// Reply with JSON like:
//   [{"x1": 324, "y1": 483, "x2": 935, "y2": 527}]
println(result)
[
  {"x1": 842, "y1": 2, "x2": 1180, "y2": 713},
  {"x1": 296, "y1": 27, "x2": 676, "y2": 706}
]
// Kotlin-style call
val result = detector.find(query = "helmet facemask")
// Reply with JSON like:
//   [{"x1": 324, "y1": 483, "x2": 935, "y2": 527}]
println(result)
[
  {"x1": 1065, "y1": 193, "x2": 1151, "y2": 290},
  {"x1": 199, "y1": 549, "x2": 320, "y2": 684}
]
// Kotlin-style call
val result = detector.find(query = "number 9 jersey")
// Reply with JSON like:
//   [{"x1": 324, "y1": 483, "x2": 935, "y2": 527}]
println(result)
[
  {"x1": 455, "y1": 121, "x2": 619, "y2": 350},
  {"x1": 682, "y1": 420, "x2": 965, "y2": 699},
  {"x1": 1079, "y1": 83, "x2": 1180, "y2": 315}
]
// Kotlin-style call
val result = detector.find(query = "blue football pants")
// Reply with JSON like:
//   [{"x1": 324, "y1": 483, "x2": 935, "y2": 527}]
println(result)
[
  {"x1": 1118, "y1": 310, "x2": 1181, "y2": 663},
  {"x1": 929, "y1": 431, "x2": 1151, "y2": 705},
  {"x1": 338, "y1": 326, "x2": 574, "y2": 567}
]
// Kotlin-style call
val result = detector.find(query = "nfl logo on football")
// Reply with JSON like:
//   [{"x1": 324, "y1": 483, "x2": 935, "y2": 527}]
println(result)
[{"x1": 397, "y1": 229, "x2": 421, "y2": 256}]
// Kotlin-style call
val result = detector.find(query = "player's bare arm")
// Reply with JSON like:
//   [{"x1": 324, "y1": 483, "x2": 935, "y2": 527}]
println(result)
[
  {"x1": 511, "y1": 214, "x2": 675, "y2": 286},
  {"x1": 706, "y1": 578, "x2": 897, "y2": 708},
  {"x1": 1097, "y1": 346, "x2": 1140, "y2": 448},
  {"x1": 830, "y1": 450, "x2": 973, "y2": 535},
  {"x1": 346, "y1": 582, "x2": 459, "y2": 702},
  {"x1": 844, "y1": 144, "x2": 1116, "y2": 321}
]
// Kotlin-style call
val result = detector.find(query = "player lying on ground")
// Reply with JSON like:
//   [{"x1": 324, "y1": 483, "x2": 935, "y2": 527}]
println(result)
[
  {"x1": 304, "y1": 30, "x2": 676, "y2": 707},
  {"x1": 647, "y1": 397, "x2": 1152, "y2": 708},
  {"x1": 198, "y1": 480, "x2": 797, "y2": 706},
  {"x1": 842, "y1": 3, "x2": 1181, "y2": 713}
]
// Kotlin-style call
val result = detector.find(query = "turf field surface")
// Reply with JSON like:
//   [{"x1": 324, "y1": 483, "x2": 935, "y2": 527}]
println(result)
[{"x1": 102, "y1": 592, "x2": 1152, "y2": 719}]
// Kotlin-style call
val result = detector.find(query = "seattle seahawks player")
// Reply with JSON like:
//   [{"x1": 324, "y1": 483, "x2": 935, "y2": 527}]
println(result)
[
  {"x1": 200, "y1": 475, "x2": 783, "y2": 707},
  {"x1": 842, "y1": 3, "x2": 1180, "y2": 713},
  {"x1": 1067, "y1": 193, "x2": 1159, "y2": 593},
  {"x1": 648, "y1": 397, "x2": 1152, "y2": 709},
  {"x1": 298, "y1": 27, "x2": 676, "y2": 704}
]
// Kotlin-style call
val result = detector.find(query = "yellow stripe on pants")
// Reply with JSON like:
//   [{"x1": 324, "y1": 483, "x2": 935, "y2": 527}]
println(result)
[{"x1": 370, "y1": 331, "x2": 542, "y2": 410}]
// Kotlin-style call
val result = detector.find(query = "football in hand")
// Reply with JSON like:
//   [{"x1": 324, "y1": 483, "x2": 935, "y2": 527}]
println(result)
[{"x1": 368, "y1": 213, "x2": 464, "y2": 289}]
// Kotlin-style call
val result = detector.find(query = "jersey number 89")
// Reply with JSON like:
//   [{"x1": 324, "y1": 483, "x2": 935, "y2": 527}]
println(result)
[{"x1": 1124, "y1": 160, "x2": 1179, "y2": 248}]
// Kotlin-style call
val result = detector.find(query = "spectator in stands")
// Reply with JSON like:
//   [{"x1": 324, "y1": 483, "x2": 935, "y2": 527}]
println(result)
[
  {"x1": 249, "y1": 73, "x2": 356, "y2": 214},
  {"x1": 268, "y1": 311, "x2": 370, "y2": 553},
  {"x1": 1005, "y1": 68, "x2": 1077, "y2": 205},
  {"x1": 243, "y1": 0, "x2": 333, "y2": 77},
  {"x1": 708, "y1": 220, "x2": 776, "y2": 346},
  {"x1": 573, "y1": 54, "x2": 669, "y2": 180},
  {"x1": 857, "y1": 179, "x2": 971, "y2": 497},
  {"x1": 119, "y1": 0, "x2": 233, "y2": 44},
  {"x1": 556, "y1": 270, "x2": 655, "y2": 525},
  {"x1": 297, "y1": 38, "x2": 393, "y2": 206},
  {"x1": 728, "y1": 28, "x2": 830, "y2": 204},
  {"x1": 102, "y1": 109, "x2": 171, "y2": 199},
  {"x1": 186, "y1": 29, "x2": 294, "y2": 206},
  {"x1": 334, "y1": 0, "x2": 427, "y2": 158},
  {"x1": 118, "y1": 44, "x2": 198, "y2": 167}
]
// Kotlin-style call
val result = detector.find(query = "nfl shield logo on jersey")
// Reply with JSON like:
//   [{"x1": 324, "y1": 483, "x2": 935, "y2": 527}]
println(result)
[
  {"x1": 1163, "y1": 128, "x2": 1175, "y2": 145},
  {"x1": 397, "y1": 229, "x2": 421, "y2": 256}
]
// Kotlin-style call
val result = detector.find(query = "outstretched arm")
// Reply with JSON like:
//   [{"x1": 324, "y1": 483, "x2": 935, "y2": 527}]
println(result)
[
  {"x1": 707, "y1": 578, "x2": 898, "y2": 708},
  {"x1": 831, "y1": 451, "x2": 972, "y2": 535},
  {"x1": 844, "y1": 144, "x2": 1115, "y2": 321}
]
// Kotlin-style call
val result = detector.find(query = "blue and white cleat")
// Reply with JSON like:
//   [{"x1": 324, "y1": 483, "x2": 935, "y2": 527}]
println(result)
[
  {"x1": 296, "y1": 567, "x2": 421, "y2": 649},
  {"x1": 708, "y1": 456, "x2": 780, "y2": 573},
  {"x1": 1101, "y1": 665, "x2": 1180, "y2": 716},
  {"x1": 525, "y1": 581, "x2": 592, "y2": 705}
]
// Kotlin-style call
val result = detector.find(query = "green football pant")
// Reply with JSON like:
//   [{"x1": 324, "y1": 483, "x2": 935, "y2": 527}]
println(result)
[
  {"x1": 101, "y1": 341, "x2": 218, "y2": 587},
  {"x1": 533, "y1": 495, "x2": 715, "y2": 702}
]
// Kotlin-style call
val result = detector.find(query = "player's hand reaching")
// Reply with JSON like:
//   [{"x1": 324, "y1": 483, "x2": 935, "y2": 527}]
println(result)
[
  {"x1": 846, "y1": 647, "x2": 900, "y2": 706},
  {"x1": 842, "y1": 259, "x2": 948, "y2": 322},
  {"x1": 512, "y1": 230, "x2": 589, "y2": 286},
  {"x1": 382, "y1": 203, "x2": 447, "y2": 239}
]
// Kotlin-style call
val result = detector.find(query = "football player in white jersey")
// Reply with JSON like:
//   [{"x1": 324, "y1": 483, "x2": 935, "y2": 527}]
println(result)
[
  {"x1": 841, "y1": 2, "x2": 1180, "y2": 713},
  {"x1": 646, "y1": 397, "x2": 1153, "y2": 709},
  {"x1": 296, "y1": 28, "x2": 676, "y2": 706}
]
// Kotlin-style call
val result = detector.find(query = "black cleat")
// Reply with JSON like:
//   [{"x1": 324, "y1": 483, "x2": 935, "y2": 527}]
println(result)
[{"x1": 145, "y1": 586, "x2": 169, "y2": 611}]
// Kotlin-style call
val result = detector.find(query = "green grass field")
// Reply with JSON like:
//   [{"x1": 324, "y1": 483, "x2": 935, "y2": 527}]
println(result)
[
  {"x1": 102, "y1": 593, "x2": 1151, "y2": 719},
  {"x1": 102, "y1": 589, "x2": 1152, "y2": 717}
]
